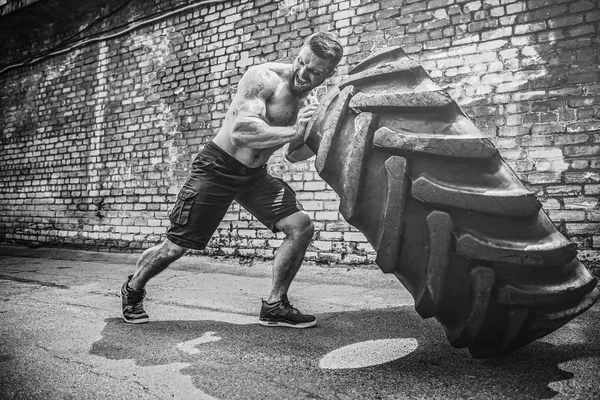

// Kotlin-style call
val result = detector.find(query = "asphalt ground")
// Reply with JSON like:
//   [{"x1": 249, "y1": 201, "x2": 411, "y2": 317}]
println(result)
[{"x1": 0, "y1": 244, "x2": 599, "y2": 399}]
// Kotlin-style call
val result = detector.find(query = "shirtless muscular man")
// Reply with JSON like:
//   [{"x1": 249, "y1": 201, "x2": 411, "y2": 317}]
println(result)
[{"x1": 120, "y1": 32, "x2": 343, "y2": 328}]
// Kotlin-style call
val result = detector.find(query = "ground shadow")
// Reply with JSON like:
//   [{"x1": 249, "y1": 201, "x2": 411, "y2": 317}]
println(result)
[{"x1": 90, "y1": 306, "x2": 599, "y2": 399}]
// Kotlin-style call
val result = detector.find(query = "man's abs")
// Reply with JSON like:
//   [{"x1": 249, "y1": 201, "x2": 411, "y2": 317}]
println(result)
[{"x1": 212, "y1": 132, "x2": 281, "y2": 168}]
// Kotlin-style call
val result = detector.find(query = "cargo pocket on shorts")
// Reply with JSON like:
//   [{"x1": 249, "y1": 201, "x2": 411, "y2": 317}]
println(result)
[{"x1": 169, "y1": 187, "x2": 197, "y2": 225}]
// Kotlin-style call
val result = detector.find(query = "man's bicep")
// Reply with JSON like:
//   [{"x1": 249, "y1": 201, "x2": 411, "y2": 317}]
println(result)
[
  {"x1": 232, "y1": 96, "x2": 267, "y2": 121},
  {"x1": 233, "y1": 68, "x2": 273, "y2": 120}
]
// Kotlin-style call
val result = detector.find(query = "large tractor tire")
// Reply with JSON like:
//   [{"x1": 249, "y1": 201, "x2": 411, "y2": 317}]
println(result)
[{"x1": 305, "y1": 47, "x2": 599, "y2": 358}]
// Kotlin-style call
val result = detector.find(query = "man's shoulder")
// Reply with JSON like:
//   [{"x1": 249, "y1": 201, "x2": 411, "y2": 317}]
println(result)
[
  {"x1": 263, "y1": 62, "x2": 292, "y2": 75},
  {"x1": 237, "y1": 63, "x2": 291, "y2": 99},
  {"x1": 245, "y1": 63, "x2": 291, "y2": 83}
]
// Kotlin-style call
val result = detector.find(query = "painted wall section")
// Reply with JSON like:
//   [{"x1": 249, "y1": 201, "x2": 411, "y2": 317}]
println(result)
[{"x1": 0, "y1": 0, "x2": 599, "y2": 269}]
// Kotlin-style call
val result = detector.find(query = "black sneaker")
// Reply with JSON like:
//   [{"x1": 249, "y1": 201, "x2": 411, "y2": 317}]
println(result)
[
  {"x1": 258, "y1": 294, "x2": 316, "y2": 328},
  {"x1": 120, "y1": 275, "x2": 149, "y2": 324}
]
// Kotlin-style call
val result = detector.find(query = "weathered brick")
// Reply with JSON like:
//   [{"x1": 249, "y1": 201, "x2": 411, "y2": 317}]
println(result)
[
  {"x1": 530, "y1": 124, "x2": 564, "y2": 135},
  {"x1": 548, "y1": 210, "x2": 586, "y2": 222},
  {"x1": 584, "y1": 184, "x2": 600, "y2": 195},
  {"x1": 587, "y1": 10, "x2": 600, "y2": 22},
  {"x1": 532, "y1": 5, "x2": 568, "y2": 21},
  {"x1": 588, "y1": 211, "x2": 600, "y2": 222},
  {"x1": 567, "y1": 25, "x2": 596, "y2": 40},
  {"x1": 563, "y1": 197, "x2": 599, "y2": 209},
  {"x1": 514, "y1": 90, "x2": 547, "y2": 102},
  {"x1": 318, "y1": 231, "x2": 343, "y2": 241},
  {"x1": 315, "y1": 211, "x2": 339, "y2": 221},
  {"x1": 333, "y1": 9, "x2": 355, "y2": 20},
  {"x1": 540, "y1": 198, "x2": 561, "y2": 210},
  {"x1": 310, "y1": 241, "x2": 333, "y2": 251},
  {"x1": 514, "y1": 21, "x2": 547, "y2": 35},
  {"x1": 554, "y1": 134, "x2": 590, "y2": 146},
  {"x1": 571, "y1": 160, "x2": 590, "y2": 169},
  {"x1": 563, "y1": 145, "x2": 600, "y2": 157},
  {"x1": 401, "y1": 1, "x2": 428, "y2": 15},
  {"x1": 564, "y1": 172, "x2": 600, "y2": 184},
  {"x1": 304, "y1": 181, "x2": 328, "y2": 191},
  {"x1": 566, "y1": 223, "x2": 600, "y2": 235},
  {"x1": 548, "y1": 14, "x2": 584, "y2": 28},
  {"x1": 498, "y1": 126, "x2": 530, "y2": 137},
  {"x1": 357, "y1": 3, "x2": 380, "y2": 15},
  {"x1": 1, "y1": 0, "x2": 598, "y2": 265},
  {"x1": 528, "y1": 147, "x2": 564, "y2": 159},
  {"x1": 343, "y1": 232, "x2": 367, "y2": 242},
  {"x1": 526, "y1": 172, "x2": 563, "y2": 184},
  {"x1": 546, "y1": 185, "x2": 583, "y2": 196}
]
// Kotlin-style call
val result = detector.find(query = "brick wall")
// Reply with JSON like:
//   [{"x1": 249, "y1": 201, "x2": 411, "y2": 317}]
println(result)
[{"x1": 0, "y1": 0, "x2": 598, "y2": 268}]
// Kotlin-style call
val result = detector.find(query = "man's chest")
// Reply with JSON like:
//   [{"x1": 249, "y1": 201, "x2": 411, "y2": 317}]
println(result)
[{"x1": 264, "y1": 91, "x2": 301, "y2": 127}]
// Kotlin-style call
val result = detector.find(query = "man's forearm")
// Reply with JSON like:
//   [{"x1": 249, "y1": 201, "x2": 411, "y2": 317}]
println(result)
[{"x1": 231, "y1": 118, "x2": 298, "y2": 149}]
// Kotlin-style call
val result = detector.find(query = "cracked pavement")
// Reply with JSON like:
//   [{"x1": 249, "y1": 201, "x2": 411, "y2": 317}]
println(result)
[{"x1": 0, "y1": 244, "x2": 599, "y2": 399}]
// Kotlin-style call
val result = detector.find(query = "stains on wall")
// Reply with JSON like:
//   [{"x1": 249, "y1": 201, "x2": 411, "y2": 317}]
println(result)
[{"x1": 1, "y1": 0, "x2": 599, "y2": 265}]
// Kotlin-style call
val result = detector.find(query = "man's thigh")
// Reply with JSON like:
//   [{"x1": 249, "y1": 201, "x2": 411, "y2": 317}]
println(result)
[
  {"x1": 236, "y1": 173, "x2": 304, "y2": 233},
  {"x1": 167, "y1": 171, "x2": 239, "y2": 250}
]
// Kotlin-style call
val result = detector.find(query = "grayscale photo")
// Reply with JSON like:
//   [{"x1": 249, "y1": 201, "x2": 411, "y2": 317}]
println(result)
[{"x1": 1, "y1": 0, "x2": 599, "y2": 398}]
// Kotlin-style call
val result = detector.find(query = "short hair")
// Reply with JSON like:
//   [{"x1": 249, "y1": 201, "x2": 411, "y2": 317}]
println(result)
[{"x1": 305, "y1": 32, "x2": 343, "y2": 67}]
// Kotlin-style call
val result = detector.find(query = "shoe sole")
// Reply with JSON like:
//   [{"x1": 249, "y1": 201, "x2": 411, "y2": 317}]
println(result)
[
  {"x1": 122, "y1": 316, "x2": 149, "y2": 324},
  {"x1": 258, "y1": 319, "x2": 317, "y2": 328},
  {"x1": 120, "y1": 289, "x2": 149, "y2": 324}
]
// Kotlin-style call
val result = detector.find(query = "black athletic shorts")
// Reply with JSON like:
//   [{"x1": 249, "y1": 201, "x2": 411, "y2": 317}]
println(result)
[{"x1": 166, "y1": 142, "x2": 304, "y2": 250}]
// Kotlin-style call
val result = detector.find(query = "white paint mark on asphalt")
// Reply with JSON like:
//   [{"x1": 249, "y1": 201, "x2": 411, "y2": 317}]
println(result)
[
  {"x1": 177, "y1": 331, "x2": 222, "y2": 355},
  {"x1": 319, "y1": 338, "x2": 418, "y2": 369}
]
